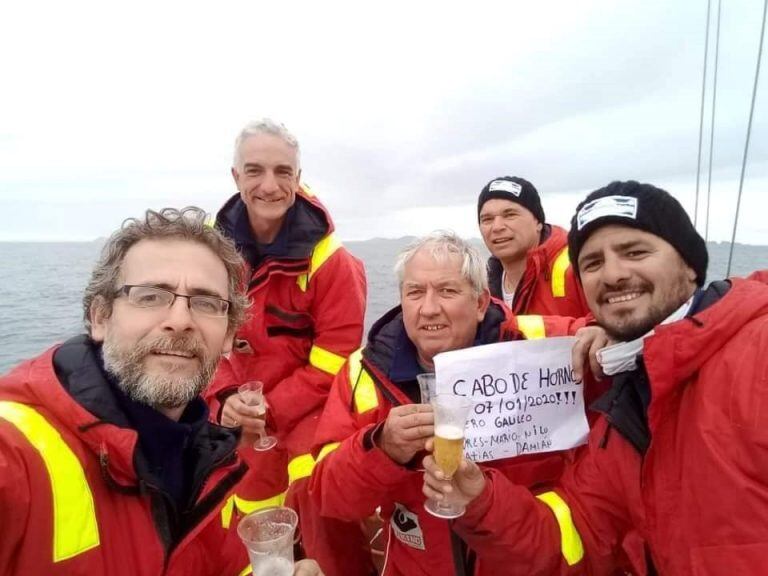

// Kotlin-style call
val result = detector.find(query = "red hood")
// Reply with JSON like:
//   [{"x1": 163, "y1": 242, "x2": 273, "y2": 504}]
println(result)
[{"x1": 644, "y1": 277, "x2": 768, "y2": 424}]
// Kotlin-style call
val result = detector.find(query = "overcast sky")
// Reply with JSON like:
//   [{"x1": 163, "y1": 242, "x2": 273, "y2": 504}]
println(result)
[{"x1": 1, "y1": 0, "x2": 766, "y2": 244}]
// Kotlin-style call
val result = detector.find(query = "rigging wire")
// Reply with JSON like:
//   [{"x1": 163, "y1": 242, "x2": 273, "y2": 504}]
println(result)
[
  {"x1": 705, "y1": 0, "x2": 722, "y2": 242},
  {"x1": 694, "y1": 0, "x2": 712, "y2": 229},
  {"x1": 726, "y1": 0, "x2": 768, "y2": 277}
]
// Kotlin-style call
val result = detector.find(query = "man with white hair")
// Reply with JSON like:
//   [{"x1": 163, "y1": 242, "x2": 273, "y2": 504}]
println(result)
[
  {"x1": 203, "y1": 119, "x2": 369, "y2": 575},
  {"x1": 309, "y1": 231, "x2": 591, "y2": 575}
]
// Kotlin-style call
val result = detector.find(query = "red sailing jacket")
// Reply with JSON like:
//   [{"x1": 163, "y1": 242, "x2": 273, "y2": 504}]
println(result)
[
  {"x1": 487, "y1": 224, "x2": 590, "y2": 317},
  {"x1": 309, "y1": 303, "x2": 604, "y2": 576},
  {"x1": 454, "y1": 276, "x2": 768, "y2": 576},
  {"x1": 0, "y1": 337, "x2": 250, "y2": 576},
  {"x1": 202, "y1": 187, "x2": 370, "y2": 576},
  {"x1": 204, "y1": 187, "x2": 366, "y2": 482}
]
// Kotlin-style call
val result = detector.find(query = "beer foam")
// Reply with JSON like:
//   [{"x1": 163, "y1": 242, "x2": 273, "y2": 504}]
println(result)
[{"x1": 435, "y1": 424, "x2": 464, "y2": 440}]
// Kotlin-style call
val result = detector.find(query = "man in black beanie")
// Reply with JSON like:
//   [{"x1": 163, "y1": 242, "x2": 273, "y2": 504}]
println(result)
[
  {"x1": 477, "y1": 176, "x2": 590, "y2": 317},
  {"x1": 424, "y1": 181, "x2": 768, "y2": 575},
  {"x1": 567, "y1": 180, "x2": 708, "y2": 341}
]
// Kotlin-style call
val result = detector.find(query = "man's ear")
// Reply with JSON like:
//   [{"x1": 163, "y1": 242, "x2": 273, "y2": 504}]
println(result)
[
  {"x1": 476, "y1": 289, "x2": 491, "y2": 322},
  {"x1": 89, "y1": 297, "x2": 110, "y2": 343},
  {"x1": 685, "y1": 264, "x2": 697, "y2": 285},
  {"x1": 231, "y1": 166, "x2": 242, "y2": 190}
]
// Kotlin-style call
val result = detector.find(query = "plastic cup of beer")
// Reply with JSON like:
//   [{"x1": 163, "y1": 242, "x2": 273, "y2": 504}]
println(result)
[
  {"x1": 237, "y1": 506, "x2": 298, "y2": 576},
  {"x1": 424, "y1": 393, "x2": 474, "y2": 519},
  {"x1": 416, "y1": 372, "x2": 436, "y2": 404}
]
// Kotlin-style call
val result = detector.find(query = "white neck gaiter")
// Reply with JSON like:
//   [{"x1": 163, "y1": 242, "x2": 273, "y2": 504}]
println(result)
[{"x1": 597, "y1": 294, "x2": 696, "y2": 376}]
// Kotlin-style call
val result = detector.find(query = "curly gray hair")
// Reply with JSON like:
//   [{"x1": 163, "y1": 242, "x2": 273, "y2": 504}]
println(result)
[{"x1": 83, "y1": 207, "x2": 249, "y2": 334}]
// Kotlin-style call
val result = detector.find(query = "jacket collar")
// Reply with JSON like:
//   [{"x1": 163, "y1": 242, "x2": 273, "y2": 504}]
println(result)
[
  {"x1": 40, "y1": 335, "x2": 241, "y2": 493},
  {"x1": 643, "y1": 278, "x2": 768, "y2": 430},
  {"x1": 487, "y1": 224, "x2": 565, "y2": 301},
  {"x1": 216, "y1": 188, "x2": 333, "y2": 265},
  {"x1": 644, "y1": 279, "x2": 765, "y2": 386}
]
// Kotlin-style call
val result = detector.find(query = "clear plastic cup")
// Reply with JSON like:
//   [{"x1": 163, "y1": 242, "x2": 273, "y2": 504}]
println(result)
[
  {"x1": 416, "y1": 372, "x2": 436, "y2": 404},
  {"x1": 237, "y1": 506, "x2": 298, "y2": 576}
]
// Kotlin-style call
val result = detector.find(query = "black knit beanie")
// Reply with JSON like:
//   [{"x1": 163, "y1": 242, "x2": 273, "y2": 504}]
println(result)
[
  {"x1": 568, "y1": 181, "x2": 708, "y2": 286},
  {"x1": 477, "y1": 176, "x2": 545, "y2": 224}
]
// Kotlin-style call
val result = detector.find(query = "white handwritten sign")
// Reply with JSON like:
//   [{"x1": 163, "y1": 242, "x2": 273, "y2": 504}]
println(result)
[{"x1": 433, "y1": 337, "x2": 588, "y2": 463}]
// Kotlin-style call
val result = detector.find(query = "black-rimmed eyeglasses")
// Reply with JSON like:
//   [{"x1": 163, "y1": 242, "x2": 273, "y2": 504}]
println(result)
[{"x1": 115, "y1": 285, "x2": 230, "y2": 318}]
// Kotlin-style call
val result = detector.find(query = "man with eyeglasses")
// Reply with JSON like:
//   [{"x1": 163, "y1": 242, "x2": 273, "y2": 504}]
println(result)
[{"x1": 0, "y1": 207, "x2": 323, "y2": 576}]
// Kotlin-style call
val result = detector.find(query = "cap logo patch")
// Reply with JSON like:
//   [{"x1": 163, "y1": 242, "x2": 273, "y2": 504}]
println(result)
[
  {"x1": 577, "y1": 195, "x2": 638, "y2": 230},
  {"x1": 489, "y1": 180, "x2": 523, "y2": 196}
]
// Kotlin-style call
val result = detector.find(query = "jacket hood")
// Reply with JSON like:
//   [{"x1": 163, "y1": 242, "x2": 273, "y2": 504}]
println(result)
[
  {"x1": 216, "y1": 186, "x2": 335, "y2": 262},
  {"x1": 644, "y1": 277, "x2": 768, "y2": 411}
]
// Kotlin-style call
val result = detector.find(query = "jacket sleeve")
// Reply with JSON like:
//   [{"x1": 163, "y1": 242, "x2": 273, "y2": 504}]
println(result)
[
  {"x1": 266, "y1": 248, "x2": 367, "y2": 434},
  {"x1": 505, "y1": 312, "x2": 585, "y2": 339},
  {"x1": 308, "y1": 362, "x2": 410, "y2": 521},
  {"x1": 0, "y1": 432, "x2": 31, "y2": 571},
  {"x1": 454, "y1": 419, "x2": 636, "y2": 576}
]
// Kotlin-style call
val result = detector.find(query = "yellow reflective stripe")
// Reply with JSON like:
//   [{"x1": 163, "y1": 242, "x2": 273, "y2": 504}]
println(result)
[
  {"x1": 517, "y1": 315, "x2": 546, "y2": 340},
  {"x1": 317, "y1": 441, "x2": 340, "y2": 462},
  {"x1": 348, "y1": 349, "x2": 364, "y2": 379},
  {"x1": 288, "y1": 453, "x2": 316, "y2": 484},
  {"x1": 300, "y1": 183, "x2": 315, "y2": 197},
  {"x1": 536, "y1": 491, "x2": 584, "y2": 566},
  {"x1": 309, "y1": 345, "x2": 346, "y2": 376},
  {"x1": 220, "y1": 494, "x2": 235, "y2": 528},
  {"x1": 309, "y1": 233, "x2": 342, "y2": 281},
  {"x1": 238, "y1": 564, "x2": 253, "y2": 576},
  {"x1": 354, "y1": 370, "x2": 378, "y2": 413},
  {"x1": 220, "y1": 492, "x2": 287, "y2": 528},
  {"x1": 235, "y1": 492, "x2": 286, "y2": 514},
  {"x1": 347, "y1": 348, "x2": 379, "y2": 413},
  {"x1": 0, "y1": 401, "x2": 100, "y2": 562},
  {"x1": 296, "y1": 232, "x2": 343, "y2": 292},
  {"x1": 551, "y1": 247, "x2": 570, "y2": 298}
]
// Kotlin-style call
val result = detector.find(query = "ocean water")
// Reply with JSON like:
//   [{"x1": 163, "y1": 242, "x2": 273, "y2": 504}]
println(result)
[{"x1": 1, "y1": 238, "x2": 767, "y2": 374}]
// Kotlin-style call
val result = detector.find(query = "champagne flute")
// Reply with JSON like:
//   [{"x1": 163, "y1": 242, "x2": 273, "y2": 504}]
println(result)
[
  {"x1": 237, "y1": 381, "x2": 278, "y2": 451},
  {"x1": 424, "y1": 393, "x2": 474, "y2": 519}
]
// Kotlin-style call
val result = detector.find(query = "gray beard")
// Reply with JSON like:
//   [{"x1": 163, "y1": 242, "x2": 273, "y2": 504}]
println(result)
[{"x1": 102, "y1": 334, "x2": 217, "y2": 410}]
